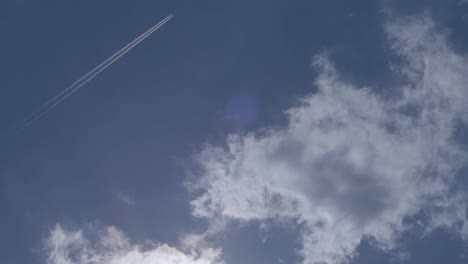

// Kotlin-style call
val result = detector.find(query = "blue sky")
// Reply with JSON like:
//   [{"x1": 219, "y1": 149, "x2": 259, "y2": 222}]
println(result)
[{"x1": 1, "y1": 1, "x2": 468, "y2": 264}]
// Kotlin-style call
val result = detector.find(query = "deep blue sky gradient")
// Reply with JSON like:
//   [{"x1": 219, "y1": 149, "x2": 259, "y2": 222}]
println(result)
[{"x1": 1, "y1": 1, "x2": 468, "y2": 263}]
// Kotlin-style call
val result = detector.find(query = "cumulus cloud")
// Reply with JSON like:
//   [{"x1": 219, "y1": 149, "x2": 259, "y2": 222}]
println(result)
[
  {"x1": 189, "y1": 15, "x2": 468, "y2": 264},
  {"x1": 44, "y1": 225, "x2": 223, "y2": 264}
]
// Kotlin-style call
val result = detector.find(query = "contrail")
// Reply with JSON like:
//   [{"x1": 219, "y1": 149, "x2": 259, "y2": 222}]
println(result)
[
  {"x1": 20, "y1": 14, "x2": 174, "y2": 127},
  {"x1": 21, "y1": 14, "x2": 173, "y2": 125}
]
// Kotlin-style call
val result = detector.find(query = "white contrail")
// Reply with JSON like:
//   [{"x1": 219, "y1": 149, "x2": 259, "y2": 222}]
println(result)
[
  {"x1": 21, "y1": 14, "x2": 174, "y2": 127},
  {"x1": 21, "y1": 14, "x2": 173, "y2": 125},
  {"x1": 21, "y1": 14, "x2": 174, "y2": 126}
]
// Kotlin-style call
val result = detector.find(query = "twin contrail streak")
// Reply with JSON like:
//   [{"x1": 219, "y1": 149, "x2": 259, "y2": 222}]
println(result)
[{"x1": 20, "y1": 14, "x2": 174, "y2": 127}]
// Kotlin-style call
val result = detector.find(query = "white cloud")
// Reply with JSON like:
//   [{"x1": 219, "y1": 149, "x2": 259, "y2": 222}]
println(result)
[
  {"x1": 44, "y1": 225, "x2": 223, "y2": 264},
  {"x1": 189, "y1": 15, "x2": 468, "y2": 264}
]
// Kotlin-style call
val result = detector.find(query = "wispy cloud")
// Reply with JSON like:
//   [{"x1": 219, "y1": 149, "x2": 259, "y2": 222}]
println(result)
[
  {"x1": 44, "y1": 225, "x2": 223, "y2": 264},
  {"x1": 189, "y1": 14, "x2": 468, "y2": 264},
  {"x1": 116, "y1": 191, "x2": 136, "y2": 206}
]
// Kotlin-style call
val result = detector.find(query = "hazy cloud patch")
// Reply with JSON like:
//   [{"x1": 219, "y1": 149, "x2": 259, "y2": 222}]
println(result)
[{"x1": 116, "y1": 191, "x2": 136, "y2": 206}]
